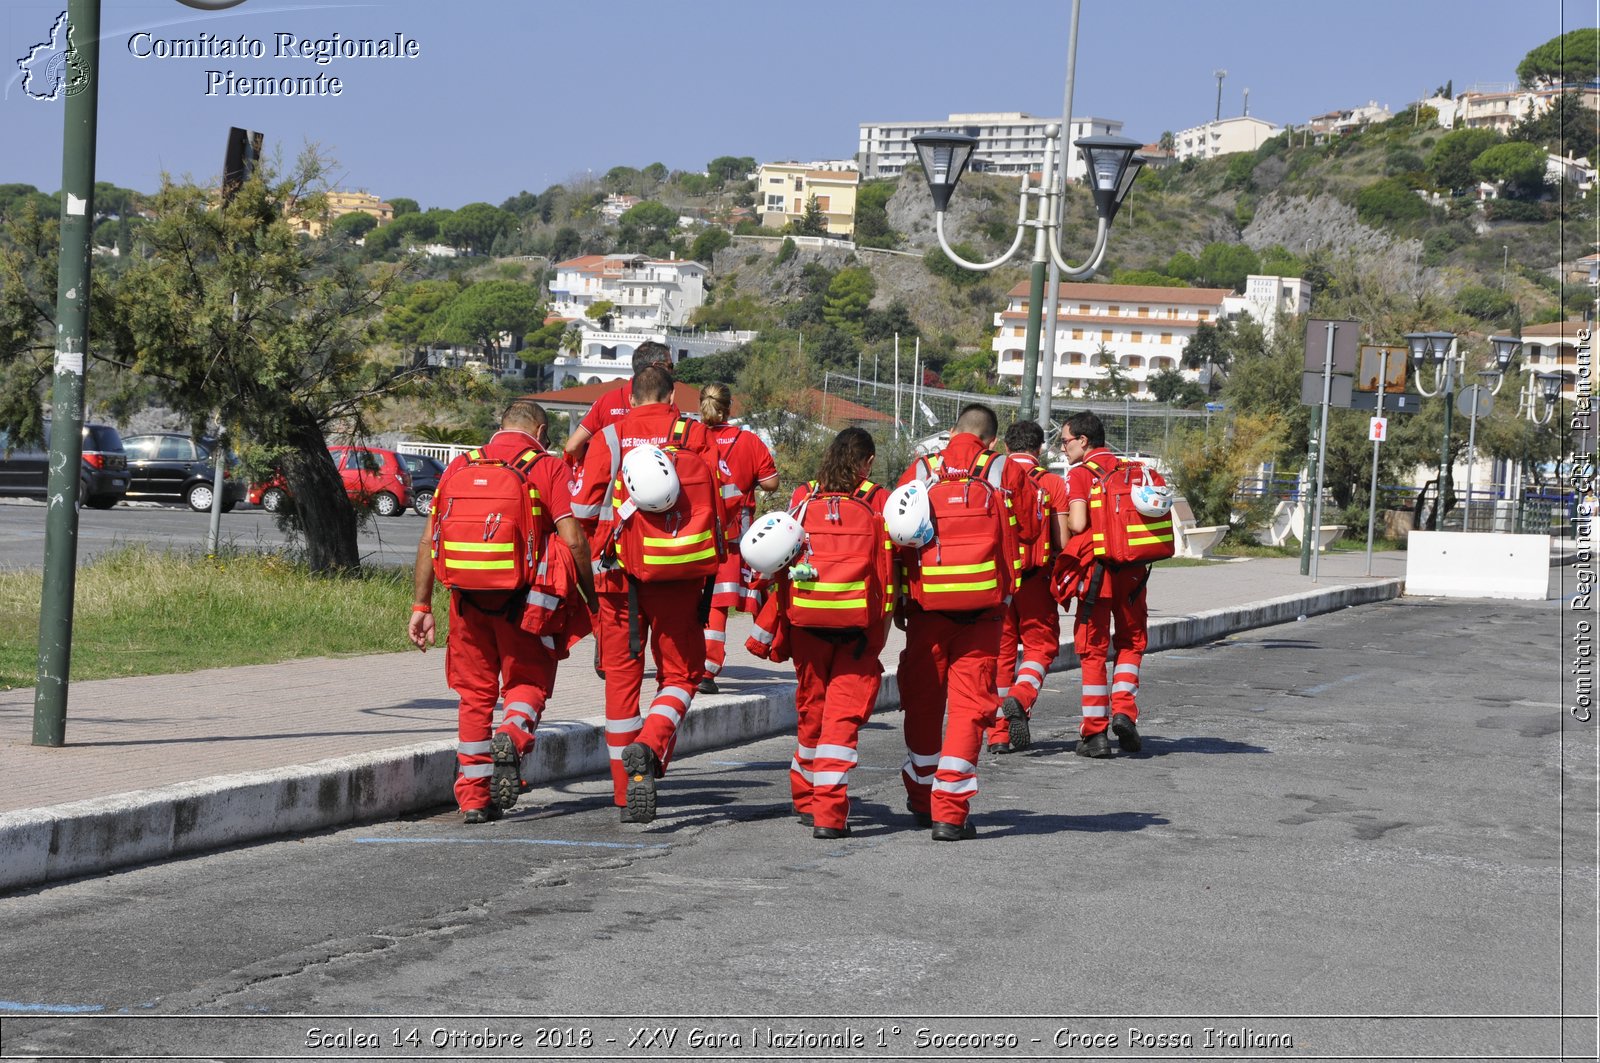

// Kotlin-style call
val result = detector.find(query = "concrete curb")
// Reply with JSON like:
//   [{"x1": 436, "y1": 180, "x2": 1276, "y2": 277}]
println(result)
[{"x1": 0, "y1": 578, "x2": 1403, "y2": 893}]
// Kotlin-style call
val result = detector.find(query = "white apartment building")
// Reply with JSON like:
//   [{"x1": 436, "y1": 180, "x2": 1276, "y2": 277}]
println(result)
[
  {"x1": 548, "y1": 327, "x2": 758, "y2": 389},
  {"x1": 992, "y1": 276, "x2": 1312, "y2": 398},
  {"x1": 547, "y1": 253, "x2": 707, "y2": 329},
  {"x1": 856, "y1": 112, "x2": 1124, "y2": 184},
  {"x1": 1305, "y1": 100, "x2": 1392, "y2": 140},
  {"x1": 1172, "y1": 116, "x2": 1282, "y2": 161}
]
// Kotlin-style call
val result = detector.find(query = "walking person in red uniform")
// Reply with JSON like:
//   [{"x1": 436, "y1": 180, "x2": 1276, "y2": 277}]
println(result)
[
  {"x1": 571, "y1": 366, "x2": 723, "y2": 823},
  {"x1": 1060, "y1": 410, "x2": 1147, "y2": 758},
  {"x1": 699, "y1": 382, "x2": 779, "y2": 694},
  {"x1": 408, "y1": 400, "x2": 595, "y2": 824},
  {"x1": 561, "y1": 341, "x2": 676, "y2": 464},
  {"x1": 894, "y1": 404, "x2": 1038, "y2": 841},
  {"x1": 778, "y1": 427, "x2": 890, "y2": 840},
  {"x1": 988, "y1": 419, "x2": 1069, "y2": 754}
]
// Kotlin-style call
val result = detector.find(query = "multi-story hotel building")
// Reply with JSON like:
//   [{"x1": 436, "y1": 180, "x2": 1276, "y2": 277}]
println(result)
[
  {"x1": 755, "y1": 161, "x2": 860, "y2": 235},
  {"x1": 857, "y1": 112, "x2": 1123, "y2": 183}
]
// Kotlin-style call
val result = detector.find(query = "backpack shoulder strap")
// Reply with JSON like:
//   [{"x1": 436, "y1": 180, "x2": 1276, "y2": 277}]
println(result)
[
  {"x1": 1082, "y1": 453, "x2": 1119, "y2": 482},
  {"x1": 853, "y1": 479, "x2": 882, "y2": 503},
  {"x1": 667, "y1": 418, "x2": 691, "y2": 450},
  {"x1": 979, "y1": 451, "x2": 1006, "y2": 489}
]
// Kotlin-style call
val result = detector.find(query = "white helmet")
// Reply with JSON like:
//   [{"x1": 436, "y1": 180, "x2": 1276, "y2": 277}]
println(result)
[
  {"x1": 884, "y1": 481, "x2": 935, "y2": 547},
  {"x1": 1130, "y1": 469, "x2": 1175, "y2": 518},
  {"x1": 740, "y1": 511, "x2": 805, "y2": 577},
  {"x1": 620, "y1": 445, "x2": 680, "y2": 513}
]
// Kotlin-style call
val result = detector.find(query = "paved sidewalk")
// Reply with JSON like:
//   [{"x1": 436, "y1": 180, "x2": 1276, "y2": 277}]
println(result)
[{"x1": 0, "y1": 552, "x2": 1418, "y2": 889}]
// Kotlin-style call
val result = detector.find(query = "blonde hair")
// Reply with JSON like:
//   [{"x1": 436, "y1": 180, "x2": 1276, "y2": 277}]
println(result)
[{"x1": 700, "y1": 382, "x2": 732, "y2": 426}]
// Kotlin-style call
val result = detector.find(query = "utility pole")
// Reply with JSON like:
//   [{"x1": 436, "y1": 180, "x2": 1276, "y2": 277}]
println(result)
[
  {"x1": 35, "y1": 0, "x2": 102, "y2": 747},
  {"x1": 1214, "y1": 69, "x2": 1228, "y2": 123}
]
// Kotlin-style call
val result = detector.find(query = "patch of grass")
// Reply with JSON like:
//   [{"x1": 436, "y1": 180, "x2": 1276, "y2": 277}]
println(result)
[
  {"x1": 0, "y1": 545, "x2": 443, "y2": 689},
  {"x1": 1212, "y1": 540, "x2": 1301, "y2": 559},
  {"x1": 1154, "y1": 556, "x2": 1217, "y2": 568}
]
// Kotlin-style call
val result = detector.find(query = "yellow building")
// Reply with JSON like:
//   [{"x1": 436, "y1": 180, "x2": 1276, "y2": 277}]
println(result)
[
  {"x1": 755, "y1": 161, "x2": 860, "y2": 236},
  {"x1": 292, "y1": 190, "x2": 394, "y2": 238}
]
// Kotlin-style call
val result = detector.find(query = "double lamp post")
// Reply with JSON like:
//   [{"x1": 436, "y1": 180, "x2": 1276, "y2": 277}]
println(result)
[{"x1": 1404, "y1": 329, "x2": 1564, "y2": 530}]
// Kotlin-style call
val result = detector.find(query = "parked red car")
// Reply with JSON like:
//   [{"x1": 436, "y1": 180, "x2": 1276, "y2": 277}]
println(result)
[{"x1": 248, "y1": 445, "x2": 413, "y2": 516}]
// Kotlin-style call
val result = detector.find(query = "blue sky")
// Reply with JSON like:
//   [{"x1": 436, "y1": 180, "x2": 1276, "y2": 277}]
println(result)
[{"x1": 2, "y1": 0, "x2": 1594, "y2": 209}]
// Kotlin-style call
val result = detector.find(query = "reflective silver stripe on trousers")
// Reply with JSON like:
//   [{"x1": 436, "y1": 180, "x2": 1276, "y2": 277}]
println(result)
[
  {"x1": 505, "y1": 701, "x2": 538, "y2": 718},
  {"x1": 812, "y1": 770, "x2": 851, "y2": 786},
  {"x1": 657, "y1": 686, "x2": 693, "y2": 707},
  {"x1": 457, "y1": 740, "x2": 493, "y2": 755},
  {"x1": 608, "y1": 746, "x2": 627, "y2": 760},
  {"x1": 1114, "y1": 663, "x2": 1140, "y2": 677},
  {"x1": 712, "y1": 582, "x2": 742, "y2": 596},
  {"x1": 1016, "y1": 673, "x2": 1042, "y2": 690},
  {"x1": 648, "y1": 703, "x2": 684, "y2": 727},
  {"x1": 1112, "y1": 681, "x2": 1139, "y2": 694},
  {"x1": 1081, "y1": 684, "x2": 1110, "y2": 696},
  {"x1": 503, "y1": 715, "x2": 532, "y2": 732},
  {"x1": 751, "y1": 626, "x2": 775, "y2": 645},
  {"x1": 815, "y1": 744, "x2": 859, "y2": 764},
  {"x1": 605, "y1": 718, "x2": 643, "y2": 733},
  {"x1": 932, "y1": 777, "x2": 978, "y2": 794},
  {"x1": 459, "y1": 764, "x2": 494, "y2": 778},
  {"x1": 1020, "y1": 661, "x2": 1047, "y2": 677},
  {"x1": 790, "y1": 759, "x2": 814, "y2": 782},
  {"x1": 795, "y1": 743, "x2": 816, "y2": 758},
  {"x1": 703, "y1": 659, "x2": 720, "y2": 674},
  {"x1": 1082, "y1": 705, "x2": 1110, "y2": 718},
  {"x1": 996, "y1": 685, "x2": 1011, "y2": 697},
  {"x1": 704, "y1": 630, "x2": 727, "y2": 643},
  {"x1": 938, "y1": 755, "x2": 977, "y2": 775}
]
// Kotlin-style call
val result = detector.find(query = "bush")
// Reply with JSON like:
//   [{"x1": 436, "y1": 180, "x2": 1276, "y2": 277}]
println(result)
[
  {"x1": 776, "y1": 237, "x2": 797, "y2": 264},
  {"x1": 1355, "y1": 177, "x2": 1431, "y2": 226},
  {"x1": 1484, "y1": 198, "x2": 1548, "y2": 222},
  {"x1": 1456, "y1": 285, "x2": 1515, "y2": 322}
]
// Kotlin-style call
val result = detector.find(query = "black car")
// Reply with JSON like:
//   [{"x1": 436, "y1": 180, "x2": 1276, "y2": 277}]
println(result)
[
  {"x1": 121, "y1": 433, "x2": 244, "y2": 512},
  {"x1": 0, "y1": 422, "x2": 129, "y2": 508},
  {"x1": 399, "y1": 452, "x2": 444, "y2": 516}
]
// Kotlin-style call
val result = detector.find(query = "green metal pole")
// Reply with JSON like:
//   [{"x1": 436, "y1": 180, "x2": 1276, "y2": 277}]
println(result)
[
  {"x1": 1437, "y1": 362, "x2": 1455, "y2": 530},
  {"x1": 34, "y1": 0, "x2": 101, "y2": 748},
  {"x1": 1020, "y1": 257, "x2": 1047, "y2": 423}
]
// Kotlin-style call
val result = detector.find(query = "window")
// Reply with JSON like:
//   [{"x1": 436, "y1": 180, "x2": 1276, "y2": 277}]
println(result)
[
  {"x1": 1107, "y1": 305, "x2": 1119, "y2": 316},
  {"x1": 766, "y1": 194, "x2": 784, "y2": 211},
  {"x1": 1161, "y1": 333, "x2": 1173, "y2": 345},
  {"x1": 1198, "y1": 310, "x2": 1210, "y2": 321},
  {"x1": 793, "y1": 197, "x2": 803, "y2": 214},
  {"x1": 814, "y1": 195, "x2": 830, "y2": 211},
  {"x1": 1131, "y1": 331, "x2": 1143, "y2": 343},
  {"x1": 794, "y1": 177, "x2": 804, "y2": 192},
  {"x1": 1078, "y1": 304, "x2": 1090, "y2": 315},
  {"x1": 1071, "y1": 328, "x2": 1083, "y2": 340},
  {"x1": 1100, "y1": 330, "x2": 1112, "y2": 342},
  {"x1": 1138, "y1": 306, "x2": 1149, "y2": 316},
  {"x1": 156, "y1": 437, "x2": 192, "y2": 461},
  {"x1": 767, "y1": 176, "x2": 783, "y2": 185},
  {"x1": 124, "y1": 437, "x2": 158, "y2": 459}
]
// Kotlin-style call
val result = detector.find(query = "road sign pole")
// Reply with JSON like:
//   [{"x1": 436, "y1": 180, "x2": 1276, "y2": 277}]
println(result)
[
  {"x1": 1303, "y1": 322, "x2": 1336, "y2": 577},
  {"x1": 1365, "y1": 351, "x2": 1386, "y2": 575},
  {"x1": 34, "y1": 0, "x2": 102, "y2": 748}
]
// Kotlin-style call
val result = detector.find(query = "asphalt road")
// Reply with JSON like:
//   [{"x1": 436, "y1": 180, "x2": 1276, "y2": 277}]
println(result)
[
  {"x1": 0, "y1": 498, "x2": 426, "y2": 571},
  {"x1": 0, "y1": 599, "x2": 1593, "y2": 1062}
]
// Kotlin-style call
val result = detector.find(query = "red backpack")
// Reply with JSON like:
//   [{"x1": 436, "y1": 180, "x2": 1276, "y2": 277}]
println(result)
[
  {"x1": 785, "y1": 480, "x2": 890, "y2": 630},
  {"x1": 1084, "y1": 454, "x2": 1176, "y2": 567},
  {"x1": 908, "y1": 451, "x2": 1017, "y2": 613},
  {"x1": 601, "y1": 419, "x2": 725, "y2": 583},
  {"x1": 431, "y1": 447, "x2": 550, "y2": 593},
  {"x1": 1018, "y1": 462, "x2": 1057, "y2": 572}
]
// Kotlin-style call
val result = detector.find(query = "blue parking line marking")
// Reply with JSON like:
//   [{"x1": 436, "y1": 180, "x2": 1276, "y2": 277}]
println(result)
[
  {"x1": 354, "y1": 837, "x2": 669, "y2": 850},
  {"x1": 0, "y1": 1001, "x2": 104, "y2": 1013}
]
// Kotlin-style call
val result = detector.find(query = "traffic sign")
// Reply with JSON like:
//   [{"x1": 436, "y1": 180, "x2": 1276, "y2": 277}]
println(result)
[
  {"x1": 1369, "y1": 417, "x2": 1388, "y2": 442},
  {"x1": 1350, "y1": 391, "x2": 1423, "y2": 413},
  {"x1": 1303, "y1": 319, "x2": 1360, "y2": 375},
  {"x1": 1300, "y1": 371, "x2": 1353, "y2": 408},
  {"x1": 1456, "y1": 385, "x2": 1494, "y2": 419}
]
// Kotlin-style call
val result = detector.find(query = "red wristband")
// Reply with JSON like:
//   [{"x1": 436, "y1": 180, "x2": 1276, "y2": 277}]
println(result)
[{"x1": 411, "y1": 603, "x2": 432, "y2": 613}]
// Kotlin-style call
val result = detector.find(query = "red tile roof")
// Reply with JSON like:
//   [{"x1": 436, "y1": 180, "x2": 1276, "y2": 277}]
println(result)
[{"x1": 1005, "y1": 281, "x2": 1231, "y2": 306}]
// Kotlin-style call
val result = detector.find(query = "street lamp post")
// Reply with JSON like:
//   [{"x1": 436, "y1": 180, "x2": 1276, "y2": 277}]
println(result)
[
  {"x1": 910, "y1": 128, "x2": 1144, "y2": 423},
  {"x1": 1405, "y1": 331, "x2": 1461, "y2": 530},
  {"x1": 1489, "y1": 331, "x2": 1564, "y2": 530}
]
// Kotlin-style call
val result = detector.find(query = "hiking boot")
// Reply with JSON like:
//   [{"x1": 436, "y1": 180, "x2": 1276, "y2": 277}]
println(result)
[
  {"x1": 697, "y1": 676, "x2": 720, "y2": 695},
  {"x1": 490, "y1": 732, "x2": 522, "y2": 810},
  {"x1": 812, "y1": 825, "x2": 851, "y2": 840},
  {"x1": 797, "y1": 812, "x2": 815, "y2": 827},
  {"x1": 931, "y1": 819, "x2": 977, "y2": 842},
  {"x1": 1000, "y1": 696, "x2": 1031, "y2": 751},
  {"x1": 906, "y1": 802, "x2": 934, "y2": 829},
  {"x1": 1076, "y1": 731, "x2": 1113, "y2": 758},
  {"x1": 988, "y1": 741, "x2": 1014, "y2": 755},
  {"x1": 620, "y1": 742, "x2": 658, "y2": 824},
  {"x1": 463, "y1": 805, "x2": 502, "y2": 825},
  {"x1": 1111, "y1": 712, "x2": 1143, "y2": 753}
]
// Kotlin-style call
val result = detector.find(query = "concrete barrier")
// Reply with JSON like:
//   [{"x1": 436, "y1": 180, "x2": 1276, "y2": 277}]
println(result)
[
  {"x1": 0, "y1": 578, "x2": 1403, "y2": 893},
  {"x1": 1405, "y1": 531, "x2": 1551, "y2": 599}
]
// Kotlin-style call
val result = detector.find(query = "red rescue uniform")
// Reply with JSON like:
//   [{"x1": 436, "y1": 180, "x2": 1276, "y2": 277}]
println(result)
[
  {"x1": 896, "y1": 433, "x2": 1039, "y2": 828},
  {"x1": 990, "y1": 453, "x2": 1069, "y2": 746},
  {"x1": 702, "y1": 424, "x2": 779, "y2": 678},
  {"x1": 434, "y1": 431, "x2": 573, "y2": 813},
  {"x1": 785, "y1": 480, "x2": 890, "y2": 833},
  {"x1": 573, "y1": 403, "x2": 719, "y2": 806},
  {"x1": 1067, "y1": 445, "x2": 1150, "y2": 737}
]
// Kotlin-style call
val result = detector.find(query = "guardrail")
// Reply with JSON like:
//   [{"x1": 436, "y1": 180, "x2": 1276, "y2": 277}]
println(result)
[{"x1": 395, "y1": 442, "x2": 478, "y2": 463}]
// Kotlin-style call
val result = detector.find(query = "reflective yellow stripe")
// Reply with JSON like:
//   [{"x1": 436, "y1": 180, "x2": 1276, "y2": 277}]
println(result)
[
  {"x1": 642, "y1": 530, "x2": 714, "y2": 547},
  {"x1": 1127, "y1": 534, "x2": 1175, "y2": 546},
  {"x1": 1129, "y1": 522, "x2": 1172, "y2": 533},
  {"x1": 443, "y1": 541, "x2": 515, "y2": 553},
  {"x1": 643, "y1": 546, "x2": 718, "y2": 565},
  {"x1": 924, "y1": 560, "x2": 996, "y2": 575},
  {"x1": 446, "y1": 558, "x2": 516, "y2": 570},
  {"x1": 924, "y1": 579, "x2": 999, "y2": 593},
  {"x1": 794, "y1": 580, "x2": 867, "y2": 592},
  {"x1": 792, "y1": 597, "x2": 868, "y2": 610}
]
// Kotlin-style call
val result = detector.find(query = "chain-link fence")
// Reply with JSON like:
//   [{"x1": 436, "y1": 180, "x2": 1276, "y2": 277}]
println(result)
[{"x1": 819, "y1": 371, "x2": 1210, "y2": 462}]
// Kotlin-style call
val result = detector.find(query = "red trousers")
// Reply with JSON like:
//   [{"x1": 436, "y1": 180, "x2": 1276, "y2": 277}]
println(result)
[
  {"x1": 446, "y1": 592, "x2": 556, "y2": 812},
  {"x1": 705, "y1": 550, "x2": 761, "y2": 677},
  {"x1": 1073, "y1": 565, "x2": 1150, "y2": 736},
  {"x1": 898, "y1": 606, "x2": 1003, "y2": 827},
  {"x1": 789, "y1": 627, "x2": 883, "y2": 831},
  {"x1": 990, "y1": 569, "x2": 1061, "y2": 744},
  {"x1": 597, "y1": 580, "x2": 703, "y2": 804}
]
